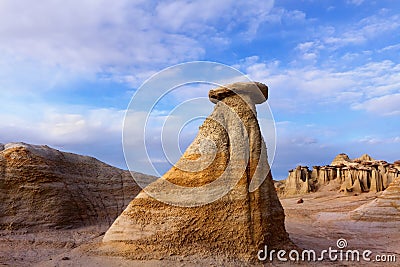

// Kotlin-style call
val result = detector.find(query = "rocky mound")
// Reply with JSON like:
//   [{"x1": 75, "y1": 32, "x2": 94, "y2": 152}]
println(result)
[
  {"x1": 0, "y1": 142, "x2": 150, "y2": 230},
  {"x1": 101, "y1": 82, "x2": 292, "y2": 262},
  {"x1": 331, "y1": 153, "x2": 352, "y2": 166},
  {"x1": 354, "y1": 153, "x2": 374, "y2": 162},
  {"x1": 276, "y1": 153, "x2": 400, "y2": 197}
]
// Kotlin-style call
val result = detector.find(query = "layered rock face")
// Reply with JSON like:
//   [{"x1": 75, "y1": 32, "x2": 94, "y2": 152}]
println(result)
[
  {"x1": 0, "y1": 142, "x2": 145, "y2": 230},
  {"x1": 102, "y1": 82, "x2": 291, "y2": 261},
  {"x1": 350, "y1": 171, "x2": 400, "y2": 221},
  {"x1": 277, "y1": 153, "x2": 400, "y2": 197}
]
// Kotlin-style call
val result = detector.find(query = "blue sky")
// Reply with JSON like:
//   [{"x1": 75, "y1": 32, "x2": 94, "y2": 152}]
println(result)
[{"x1": 0, "y1": 0, "x2": 399, "y2": 180}]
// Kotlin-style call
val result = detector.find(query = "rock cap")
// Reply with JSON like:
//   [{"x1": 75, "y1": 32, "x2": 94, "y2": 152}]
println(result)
[{"x1": 209, "y1": 82, "x2": 268, "y2": 104}]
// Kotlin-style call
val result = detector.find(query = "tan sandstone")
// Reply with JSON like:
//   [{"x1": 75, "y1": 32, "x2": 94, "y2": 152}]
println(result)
[
  {"x1": 101, "y1": 82, "x2": 292, "y2": 262},
  {"x1": 0, "y1": 142, "x2": 148, "y2": 230},
  {"x1": 277, "y1": 153, "x2": 400, "y2": 197},
  {"x1": 350, "y1": 175, "x2": 400, "y2": 221}
]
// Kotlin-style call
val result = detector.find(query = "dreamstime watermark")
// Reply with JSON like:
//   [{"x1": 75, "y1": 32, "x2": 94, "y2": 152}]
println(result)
[
  {"x1": 258, "y1": 238, "x2": 397, "y2": 263},
  {"x1": 122, "y1": 61, "x2": 276, "y2": 207}
]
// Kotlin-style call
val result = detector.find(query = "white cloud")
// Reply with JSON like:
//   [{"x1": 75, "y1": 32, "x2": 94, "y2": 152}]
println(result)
[
  {"x1": 358, "y1": 12, "x2": 400, "y2": 39},
  {"x1": 286, "y1": 10, "x2": 306, "y2": 22},
  {"x1": 323, "y1": 35, "x2": 365, "y2": 47},
  {"x1": 296, "y1": 42, "x2": 315, "y2": 52},
  {"x1": 263, "y1": 8, "x2": 307, "y2": 25},
  {"x1": 346, "y1": 61, "x2": 400, "y2": 98},
  {"x1": 247, "y1": 65, "x2": 357, "y2": 103},
  {"x1": 0, "y1": 107, "x2": 125, "y2": 145},
  {"x1": 346, "y1": 0, "x2": 364, "y2": 6},
  {"x1": 0, "y1": 0, "x2": 279, "y2": 98},
  {"x1": 155, "y1": 0, "x2": 275, "y2": 40},
  {"x1": 155, "y1": 0, "x2": 228, "y2": 32},
  {"x1": 379, "y1": 43, "x2": 400, "y2": 52},
  {"x1": 357, "y1": 136, "x2": 400, "y2": 145},
  {"x1": 0, "y1": 104, "x2": 132, "y2": 168},
  {"x1": 0, "y1": 1, "x2": 205, "y2": 73},
  {"x1": 295, "y1": 41, "x2": 324, "y2": 61},
  {"x1": 352, "y1": 93, "x2": 400, "y2": 116},
  {"x1": 242, "y1": 57, "x2": 400, "y2": 115},
  {"x1": 294, "y1": 11, "x2": 400, "y2": 57},
  {"x1": 0, "y1": 0, "x2": 275, "y2": 75}
]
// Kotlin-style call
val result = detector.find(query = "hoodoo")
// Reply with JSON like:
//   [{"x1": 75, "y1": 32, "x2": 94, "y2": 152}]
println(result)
[
  {"x1": 102, "y1": 82, "x2": 291, "y2": 261},
  {"x1": 277, "y1": 153, "x2": 400, "y2": 197}
]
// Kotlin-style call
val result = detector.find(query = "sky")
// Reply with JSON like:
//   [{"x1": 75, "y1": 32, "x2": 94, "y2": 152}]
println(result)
[{"x1": 0, "y1": 0, "x2": 399, "y2": 180}]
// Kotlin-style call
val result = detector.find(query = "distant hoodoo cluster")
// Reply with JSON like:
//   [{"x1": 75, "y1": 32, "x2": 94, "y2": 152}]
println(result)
[
  {"x1": 350, "y1": 173, "x2": 400, "y2": 221},
  {"x1": 276, "y1": 153, "x2": 400, "y2": 197}
]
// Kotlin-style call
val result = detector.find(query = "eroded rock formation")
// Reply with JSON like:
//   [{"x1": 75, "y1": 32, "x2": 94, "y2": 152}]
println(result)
[
  {"x1": 0, "y1": 142, "x2": 147, "y2": 230},
  {"x1": 277, "y1": 153, "x2": 400, "y2": 197},
  {"x1": 350, "y1": 163, "x2": 400, "y2": 221},
  {"x1": 102, "y1": 82, "x2": 292, "y2": 262}
]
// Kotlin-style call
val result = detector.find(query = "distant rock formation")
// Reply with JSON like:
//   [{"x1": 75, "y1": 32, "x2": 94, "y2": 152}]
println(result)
[
  {"x1": 276, "y1": 153, "x2": 400, "y2": 197},
  {"x1": 354, "y1": 153, "x2": 374, "y2": 162},
  {"x1": 102, "y1": 82, "x2": 292, "y2": 262},
  {"x1": 0, "y1": 142, "x2": 150, "y2": 230},
  {"x1": 331, "y1": 153, "x2": 352, "y2": 166},
  {"x1": 350, "y1": 167, "x2": 400, "y2": 221}
]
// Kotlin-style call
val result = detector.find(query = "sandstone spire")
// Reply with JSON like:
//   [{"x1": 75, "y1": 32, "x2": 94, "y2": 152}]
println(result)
[{"x1": 102, "y1": 82, "x2": 291, "y2": 261}]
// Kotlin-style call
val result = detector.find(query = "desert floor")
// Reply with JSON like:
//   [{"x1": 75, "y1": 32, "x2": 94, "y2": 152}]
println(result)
[{"x1": 1, "y1": 191, "x2": 399, "y2": 266}]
